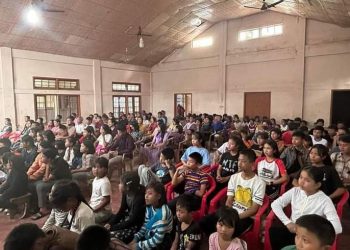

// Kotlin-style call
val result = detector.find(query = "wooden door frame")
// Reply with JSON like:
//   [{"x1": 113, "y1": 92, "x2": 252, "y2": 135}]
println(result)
[
  {"x1": 174, "y1": 93, "x2": 192, "y2": 116},
  {"x1": 244, "y1": 92, "x2": 271, "y2": 118}
]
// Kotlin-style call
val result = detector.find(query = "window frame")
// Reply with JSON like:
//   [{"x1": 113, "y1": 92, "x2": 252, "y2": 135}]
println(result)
[
  {"x1": 238, "y1": 23, "x2": 283, "y2": 42},
  {"x1": 112, "y1": 82, "x2": 141, "y2": 93},
  {"x1": 34, "y1": 94, "x2": 80, "y2": 122},
  {"x1": 112, "y1": 95, "x2": 141, "y2": 117},
  {"x1": 33, "y1": 77, "x2": 80, "y2": 90}
]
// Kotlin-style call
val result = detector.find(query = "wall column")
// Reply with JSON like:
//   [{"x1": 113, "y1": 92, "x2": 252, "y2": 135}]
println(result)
[
  {"x1": 92, "y1": 59, "x2": 103, "y2": 114},
  {"x1": 0, "y1": 47, "x2": 17, "y2": 125},
  {"x1": 295, "y1": 17, "x2": 306, "y2": 118},
  {"x1": 218, "y1": 21, "x2": 228, "y2": 113}
]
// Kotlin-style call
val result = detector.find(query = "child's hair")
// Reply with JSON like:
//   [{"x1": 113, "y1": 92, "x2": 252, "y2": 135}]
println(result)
[
  {"x1": 309, "y1": 144, "x2": 332, "y2": 166},
  {"x1": 239, "y1": 149, "x2": 256, "y2": 163},
  {"x1": 54, "y1": 140, "x2": 65, "y2": 150},
  {"x1": 4, "y1": 223, "x2": 46, "y2": 250},
  {"x1": 339, "y1": 134, "x2": 350, "y2": 143},
  {"x1": 82, "y1": 140, "x2": 95, "y2": 154},
  {"x1": 42, "y1": 148, "x2": 58, "y2": 160},
  {"x1": 313, "y1": 126, "x2": 324, "y2": 132},
  {"x1": 270, "y1": 128, "x2": 282, "y2": 139},
  {"x1": 76, "y1": 225, "x2": 111, "y2": 250},
  {"x1": 256, "y1": 131, "x2": 269, "y2": 140},
  {"x1": 21, "y1": 135, "x2": 35, "y2": 147},
  {"x1": 304, "y1": 135, "x2": 313, "y2": 147},
  {"x1": 295, "y1": 214, "x2": 336, "y2": 247},
  {"x1": 66, "y1": 136, "x2": 76, "y2": 145},
  {"x1": 0, "y1": 138, "x2": 11, "y2": 148},
  {"x1": 6, "y1": 154, "x2": 25, "y2": 172},
  {"x1": 300, "y1": 166, "x2": 324, "y2": 185},
  {"x1": 49, "y1": 180, "x2": 88, "y2": 208},
  {"x1": 188, "y1": 152, "x2": 203, "y2": 165},
  {"x1": 216, "y1": 206, "x2": 240, "y2": 239},
  {"x1": 229, "y1": 135, "x2": 246, "y2": 152},
  {"x1": 264, "y1": 139, "x2": 280, "y2": 158},
  {"x1": 95, "y1": 157, "x2": 109, "y2": 169},
  {"x1": 146, "y1": 181, "x2": 167, "y2": 208},
  {"x1": 100, "y1": 124, "x2": 112, "y2": 134},
  {"x1": 176, "y1": 194, "x2": 194, "y2": 212},
  {"x1": 43, "y1": 130, "x2": 55, "y2": 143},
  {"x1": 292, "y1": 130, "x2": 306, "y2": 140},
  {"x1": 121, "y1": 171, "x2": 140, "y2": 193},
  {"x1": 40, "y1": 140, "x2": 53, "y2": 150},
  {"x1": 84, "y1": 126, "x2": 94, "y2": 134},
  {"x1": 161, "y1": 147, "x2": 175, "y2": 160}
]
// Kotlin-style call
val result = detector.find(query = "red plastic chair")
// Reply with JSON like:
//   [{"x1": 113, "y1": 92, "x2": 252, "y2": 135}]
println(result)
[
  {"x1": 264, "y1": 191, "x2": 349, "y2": 250},
  {"x1": 166, "y1": 174, "x2": 216, "y2": 221},
  {"x1": 208, "y1": 187, "x2": 270, "y2": 250},
  {"x1": 240, "y1": 196, "x2": 270, "y2": 250}
]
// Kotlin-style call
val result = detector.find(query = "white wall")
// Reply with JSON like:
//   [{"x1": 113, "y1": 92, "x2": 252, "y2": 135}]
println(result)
[
  {"x1": 151, "y1": 11, "x2": 350, "y2": 125},
  {"x1": 0, "y1": 48, "x2": 150, "y2": 126}
]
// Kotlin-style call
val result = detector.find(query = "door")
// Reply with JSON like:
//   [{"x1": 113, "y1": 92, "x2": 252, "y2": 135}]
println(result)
[
  {"x1": 244, "y1": 92, "x2": 271, "y2": 118},
  {"x1": 331, "y1": 90, "x2": 350, "y2": 127},
  {"x1": 174, "y1": 93, "x2": 192, "y2": 117}
]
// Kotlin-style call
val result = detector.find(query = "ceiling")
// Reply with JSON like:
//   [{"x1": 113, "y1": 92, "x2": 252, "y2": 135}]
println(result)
[{"x1": 0, "y1": 0, "x2": 349, "y2": 67}]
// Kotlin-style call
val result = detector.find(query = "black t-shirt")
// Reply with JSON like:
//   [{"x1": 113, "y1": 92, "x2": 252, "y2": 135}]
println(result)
[
  {"x1": 295, "y1": 165, "x2": 344, "y2": 196},
  {"x1": 219, "y1": 152, "x2": 239, "y2": 177},
  {"x1": 176, "y1": 221, "x2": 202, "y2": 250}
]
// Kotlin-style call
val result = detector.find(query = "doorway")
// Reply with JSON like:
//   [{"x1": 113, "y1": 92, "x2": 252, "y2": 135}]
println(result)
[
  {"x1": 244, "y1": 92, "x2": 271, "y2": 118},
  {"x1": 331, "y1": 90, "x2": 350, "y2": 127},
  {"x1": 174, "y1": 93, "x2": 192, "y2": 117}
]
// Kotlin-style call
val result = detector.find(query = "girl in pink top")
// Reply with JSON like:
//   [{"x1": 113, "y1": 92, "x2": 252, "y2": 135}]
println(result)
[
  {"x1": 209, "y1": 207, "x2": 247, "y2": 250},
  {"x1": 255, "y1": 139, "x2": 288, "y2": 199}
]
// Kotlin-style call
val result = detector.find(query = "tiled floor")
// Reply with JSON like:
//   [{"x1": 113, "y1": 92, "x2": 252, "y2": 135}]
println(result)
[{"x1": 0, "y1": 178, "x2": 349, "y2": 249}]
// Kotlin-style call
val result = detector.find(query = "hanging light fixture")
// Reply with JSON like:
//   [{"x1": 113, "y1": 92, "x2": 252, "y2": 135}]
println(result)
[{"x1": 138, "y1": 36, "x2": 144, "y2": 48}]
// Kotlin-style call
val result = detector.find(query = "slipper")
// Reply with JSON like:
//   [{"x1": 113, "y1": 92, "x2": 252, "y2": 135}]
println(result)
[{"x1": 31, "y1": 212, "x2": 44, "y2": 220}]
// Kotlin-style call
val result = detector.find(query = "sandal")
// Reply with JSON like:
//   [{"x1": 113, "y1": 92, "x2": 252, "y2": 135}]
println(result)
[{"x1": 31, "y1": 212, "x2": 44, "y2": 220}]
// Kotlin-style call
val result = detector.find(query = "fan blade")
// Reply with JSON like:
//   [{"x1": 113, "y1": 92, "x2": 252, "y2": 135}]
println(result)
[
  {"x1": 268, "y1": 0, "x2": 284, "y2": 8},
  {"x1": 43, "y1": 8, "x2": 65, "y2": 12},
  {"x1": 243, "y1": 6, "x2": 261, "y2": 9}
]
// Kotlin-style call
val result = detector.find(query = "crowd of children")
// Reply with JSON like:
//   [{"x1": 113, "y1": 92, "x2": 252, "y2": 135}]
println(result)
[{"x1": 0, "y1": 112, "x2": 349, "y2": 250}]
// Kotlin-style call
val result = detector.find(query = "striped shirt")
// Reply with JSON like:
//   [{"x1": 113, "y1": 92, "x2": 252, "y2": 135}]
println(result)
[
  {"x1": 183, "y1": 169, "x2": 208, "y2": 194},
  {"x1": 134, "y1": 204, "x2": 173, "y2": 249}
]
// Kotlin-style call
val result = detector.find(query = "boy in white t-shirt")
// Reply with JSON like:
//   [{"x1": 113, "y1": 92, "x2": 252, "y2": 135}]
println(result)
[
  {"x1": 225, "y1": 149, "x2": 266, "y2": 235},
  {"x1": 311, "y1": 126, "x2": 328, "y2": 146},
  {"x1": 90, "y1": 157, "x2": 112, "y2": 224}
]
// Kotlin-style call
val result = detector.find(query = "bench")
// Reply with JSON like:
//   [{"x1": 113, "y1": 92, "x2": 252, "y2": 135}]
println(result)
[{"x1": 9, "y1": 193, "x2": 32, "y2": 219}]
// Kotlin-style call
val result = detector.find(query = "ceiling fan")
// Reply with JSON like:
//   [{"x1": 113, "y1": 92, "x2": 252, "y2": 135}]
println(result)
[
  {"x1": 31, "y1": 0, "x2": 65, "y2": 13},
  {"x1": 126, "y1": 26, "x2": 152, "y2": 48},
  {"x1": 244, "y1": 0, "x2": 284, "y2": 10}
]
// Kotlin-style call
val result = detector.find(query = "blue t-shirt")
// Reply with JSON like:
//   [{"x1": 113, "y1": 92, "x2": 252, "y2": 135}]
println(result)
[{"x1": 181, "y1": 146, "x2": 210, "y2": 166}]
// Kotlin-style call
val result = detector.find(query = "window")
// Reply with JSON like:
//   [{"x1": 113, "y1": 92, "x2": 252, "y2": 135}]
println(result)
[
  {"x1": 192, "y1": 37, "x2": 213, "y2": 48},
  {"x1": 33, "y1": 77, "x2": 79, "y2": 90},
  {"x1": 238, "y1": 24, "x2": 283, "y2": 41},
  {"x1": 35, "y1": 95, "x2": 80, "y2": 122},
  {"x1": 112, "y1": 82, "x2": 141, "y2": 92},
  {"x1": 113, "y1": 96, "x2": 141, "y2": 117}
]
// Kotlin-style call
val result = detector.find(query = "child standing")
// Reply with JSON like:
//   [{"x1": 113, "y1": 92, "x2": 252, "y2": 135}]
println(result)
[
  {"x1": 209, "y1": 207, "x2": 247, "y2": 250},
  {"x1": 105, "y1": 171, "x2": 146, "y2": 244},
  {"x1": 281, "y1": 214, "x2": 336, "y2": 250},
  {"x1": 169, "y1": 152, "x2": 208, "y2": 213},
  {"x1": 89, "y1": 158, "x2": 112, "y2": 224},
  {"x1": 255, "y1": 140, "x2": 288, "y2": 199},
  {"x1": 171, "y1": 194, "x2": 202, "y2": 250},
  {"x1": 129, "y1": 181, "x2": 173, "y2": 250}
]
